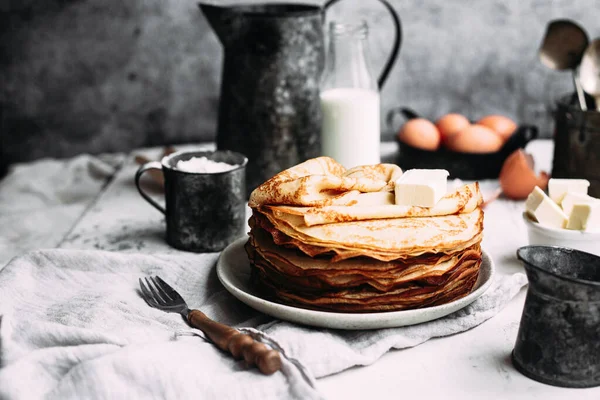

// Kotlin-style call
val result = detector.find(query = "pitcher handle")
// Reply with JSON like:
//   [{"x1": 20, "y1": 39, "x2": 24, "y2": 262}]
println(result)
[{"x1": 324, "y1": 0, "x2": 401, "y2": 89}]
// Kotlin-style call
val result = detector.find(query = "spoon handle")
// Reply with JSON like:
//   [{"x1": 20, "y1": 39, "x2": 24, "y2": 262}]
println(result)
[{"x1": 573, "y1": 70, "x2": 588, "y2": 112}]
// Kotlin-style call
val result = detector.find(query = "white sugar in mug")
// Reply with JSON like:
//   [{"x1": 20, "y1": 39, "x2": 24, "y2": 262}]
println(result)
[{"x1": 135, "y1": 150, "x2": 248, "y2": 252}]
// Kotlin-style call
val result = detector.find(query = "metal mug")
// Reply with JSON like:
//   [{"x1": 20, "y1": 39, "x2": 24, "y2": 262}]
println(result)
[
  {"x1": 513, "y1": 245, "x2": 600, "y2": 388},
  {"x1": 552, "y1": 94, "x2": 600, "y2": 197},
  {"x1": 135, "y1": 150, "x2": 248, "y2": 252}
]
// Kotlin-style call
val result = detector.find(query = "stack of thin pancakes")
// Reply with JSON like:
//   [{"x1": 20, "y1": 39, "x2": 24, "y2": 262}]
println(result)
[{"x1": 246, "y1": 157, "x2": 484, "y2": 313}]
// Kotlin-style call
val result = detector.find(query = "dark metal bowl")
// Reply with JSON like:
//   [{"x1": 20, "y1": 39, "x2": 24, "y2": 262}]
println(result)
[
  {"x1": 395, "y1": 125, "x2": 538, "y2": 179},
  {"x1": 388, "y1": 107, "x2": 538, "y2": 180}
]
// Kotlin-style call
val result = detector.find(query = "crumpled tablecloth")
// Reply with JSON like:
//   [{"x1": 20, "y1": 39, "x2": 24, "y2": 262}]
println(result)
[
  {"x1": 0, "y1": 248, "x2": 527, "y2": 399},
  {"x1": 0, "y1": 154, "x2": 124, "y2": 267}
]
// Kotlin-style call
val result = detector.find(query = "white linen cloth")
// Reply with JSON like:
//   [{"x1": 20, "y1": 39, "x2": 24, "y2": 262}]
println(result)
[
  {"x1": 0, "y1": 154, "x2": 124, "y2": 267},
  {"x1": 0, "y1": 248, "x2": 527, "y2": 399}
]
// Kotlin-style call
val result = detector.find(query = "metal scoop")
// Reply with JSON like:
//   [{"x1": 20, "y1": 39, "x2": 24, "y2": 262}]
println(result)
[
  {"x1": 579, "y1": 38, "x2": 600, "y2": 111},
  {"x1": 539, "y1": 19, "x2": 589, "y2": 111}
]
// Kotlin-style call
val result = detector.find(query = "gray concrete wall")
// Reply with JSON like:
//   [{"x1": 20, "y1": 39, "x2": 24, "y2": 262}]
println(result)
[{"x1": 1, "y1": 0, "x2": 598, "y2": 166}]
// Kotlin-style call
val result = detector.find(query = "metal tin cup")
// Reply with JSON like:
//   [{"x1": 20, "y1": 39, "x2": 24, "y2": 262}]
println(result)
[
  {"x1": 513, "y1": 246, "x2": 600, "y2": 388},
  {"x1": 135, "y1": 150, "x2": 248, "y2": 252},
  {"x1": 552, "y1": 94, "x2": 600, "y2": 197}
]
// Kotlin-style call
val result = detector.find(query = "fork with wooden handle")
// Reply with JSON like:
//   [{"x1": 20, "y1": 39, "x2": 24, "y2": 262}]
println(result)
[{"x1": 139, "y1": 276, "x2": 281, "y2": 375}]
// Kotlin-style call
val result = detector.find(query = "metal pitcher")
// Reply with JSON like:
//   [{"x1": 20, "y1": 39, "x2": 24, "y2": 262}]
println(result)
[
  {"x1": 514, "y1": 246, "x2": 600, "y2": 388},
  {"x1": 199, "y1": 0, "x2": 401, "y2": 196}
]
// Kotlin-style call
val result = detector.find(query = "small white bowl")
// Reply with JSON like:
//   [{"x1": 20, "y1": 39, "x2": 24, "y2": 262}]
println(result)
[{"x1": 522, "y1": 212, "x2": 600, "y2": 256}]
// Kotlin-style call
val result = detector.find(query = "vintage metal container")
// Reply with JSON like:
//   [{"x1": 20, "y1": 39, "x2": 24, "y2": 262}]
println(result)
[
  {"x1": 135, "y1": 150, "x2": 248, "y2": 252},
  {"x1": 198, "y1": 0, "x2": 401, "y2": 197},
  {"x1": 552, "y1": 95, "x2": 600, "y2": 196},
  {"x1": 513, "y1": 246, "x2": 600, "y2": 388}
]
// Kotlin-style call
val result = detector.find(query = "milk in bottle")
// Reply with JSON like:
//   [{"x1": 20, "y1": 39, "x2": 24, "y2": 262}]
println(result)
[{"x1": 320, "y1": 21, "x2": 380, "y2": 168}]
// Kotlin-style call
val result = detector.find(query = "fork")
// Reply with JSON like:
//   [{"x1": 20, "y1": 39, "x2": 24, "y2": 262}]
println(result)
[{"x1": 139, "y1": 276, "x2": 281, "y2": 375}]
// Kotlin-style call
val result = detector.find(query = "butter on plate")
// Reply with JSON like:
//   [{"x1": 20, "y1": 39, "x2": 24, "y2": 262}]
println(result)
[
  {"x1": 394, "y1": 169, "x2": 449, "y2": 208},
  {"x1": 525, "y1": 186, "x2": 568, "y2": 229}
]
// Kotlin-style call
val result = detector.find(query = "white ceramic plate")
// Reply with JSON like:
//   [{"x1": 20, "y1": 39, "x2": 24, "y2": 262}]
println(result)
[{"x1": 217, "y1": 238, "x2": 495, "y2": 330}]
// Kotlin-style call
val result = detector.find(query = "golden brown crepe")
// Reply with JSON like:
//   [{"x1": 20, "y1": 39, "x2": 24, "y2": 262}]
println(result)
[
  {"x1": 252, "y1": 260, "x2": 481, "y2": 312},
  {"x1": 247, "y1": 235, "x2": 482, "y2": 312},
  {"x1": 245, "y1": 158, "x2": 484, "y2": 313},
  {"x1": 250, "y1": 213, "x2": 483, "y2": 262},
  {"x1": 248, "y1": 157, "x2": 403, "y2": 208},
  {"x1": 264, "y1": 182, "x2": 482, "y2": 226},
  {"x1": 254, "y1": 207, "x2": 484, "y2": 260},
  {"x1": 248, "y1": 227, "x2": 481, "y2": 292}
]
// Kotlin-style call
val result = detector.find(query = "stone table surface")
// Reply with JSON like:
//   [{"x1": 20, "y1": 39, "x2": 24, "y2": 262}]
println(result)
[{"x1": 5, "y1": 140, "x2": 600, "y2": 399}]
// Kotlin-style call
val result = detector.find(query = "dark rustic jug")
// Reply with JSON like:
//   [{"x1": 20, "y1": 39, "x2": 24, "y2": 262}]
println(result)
[
  {"x1": 199, "y1": 0, "x2": 401, "y2": 196},
  {"x1": 513, "y1": 246, "x2": 600, "y2": 388}
]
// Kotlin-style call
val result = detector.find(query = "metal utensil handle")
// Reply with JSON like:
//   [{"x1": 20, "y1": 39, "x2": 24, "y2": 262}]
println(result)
[
  {"x1": 324, "y1": 0, "x2": 402, "y2": 89},
  {"x1": 135, "y1": 161, "x2": 166, "y2": 214},
  {"x1": 572, "y1": 70, "x2": 588, "y2": 112},
  {"x1": 188, "y1": 309, "x2": 282, "y2": 375}
]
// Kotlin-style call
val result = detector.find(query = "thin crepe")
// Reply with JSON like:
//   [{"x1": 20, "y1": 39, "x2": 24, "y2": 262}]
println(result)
[
  {"x1": 249, "y1": 253, "x2": 481, "y2": 312},
  {"x1": 247, "y1": 228, "x2": 482, "y2": 292},
  {"x1": 264, "y1": 182, "x2": 482, "y2": 226},
  {"x1": 248, "y1": 157, "x2": 402, "y2": 208},
  {"x1": 255, "y1": 207, "x2": 484, "y2": 259},
  {"x1": 250, "y1": 213, "x2": 484, "y2": 262}
]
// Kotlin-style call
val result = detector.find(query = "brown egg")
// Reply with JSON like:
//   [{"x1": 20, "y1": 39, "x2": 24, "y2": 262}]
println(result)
[
  {"x1": 477, "y1": 115, "x2": 517, "y2": 141},
  {"x1": 435, "y1": 113, "x2": 470, "y2": 144},
  {"x1": 397, "y1": 118, "x2": 441, "y2": 151},
  {"x1": 445, "y1": 124, "x2": 503, "y2": 153},
  {"x1": 499, "y1": 149, "x2": 549, "y2": 200}
]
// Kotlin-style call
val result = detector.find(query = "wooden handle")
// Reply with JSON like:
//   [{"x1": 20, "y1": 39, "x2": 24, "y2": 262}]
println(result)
[{"x1": 188, "y1": 309, "x2": 281, "y2": 375}]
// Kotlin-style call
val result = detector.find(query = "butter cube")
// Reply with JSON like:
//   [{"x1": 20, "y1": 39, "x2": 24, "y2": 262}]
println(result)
[
  {"x1": 566, "y1": 202, "x2": 600, "y2": 231},
  {"x1": 548, "y1": 178, "x2": 590, "y2": 204},
  {"x1": 561, "y1": 192, "x2": 597, "y2": 216},
  {"x1": 394, "y1": 169, "x2": 449, "y2": 208},
  {"x1": 525, "y1": 186, "x2": 568, "y2": 228}
]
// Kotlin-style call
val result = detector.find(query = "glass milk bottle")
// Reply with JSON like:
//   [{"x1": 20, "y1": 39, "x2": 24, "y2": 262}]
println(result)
[{"x1": 320, "y1": 21, "x2": 380, "y2": 168}]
